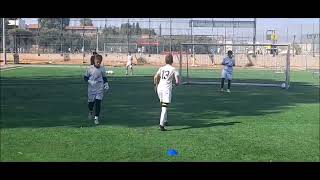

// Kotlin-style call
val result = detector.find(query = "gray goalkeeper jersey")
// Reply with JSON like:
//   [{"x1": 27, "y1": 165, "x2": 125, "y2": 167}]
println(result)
[
  {"x1": 222, "y1": 57, "x2": 235, "y2": 73},
  {"x1": 85, "y1": 65, "x2": 107, "y2": 92}
]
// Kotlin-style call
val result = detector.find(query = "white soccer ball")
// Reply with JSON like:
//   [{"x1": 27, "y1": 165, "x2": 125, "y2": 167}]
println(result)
[
  {"x1": 106, "y1": 70, "x2": 114, "y2": 75},
  {"x1": 281, "y1": 83, "x2": 286, "y2": 89}
]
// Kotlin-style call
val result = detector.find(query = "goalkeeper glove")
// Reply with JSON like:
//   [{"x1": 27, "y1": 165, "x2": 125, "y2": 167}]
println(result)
[
  {"x1": 88, "y1": 80, "x2": 96, "y2": 86},
  {"x1": 104, "y1": 82, "x2": 110, "y2": 91}
]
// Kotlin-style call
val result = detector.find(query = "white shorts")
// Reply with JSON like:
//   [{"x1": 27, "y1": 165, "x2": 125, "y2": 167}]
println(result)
[
  {"x1": 221, "y1": 69, "x2": 233, "y2": 80},
  {"x1": 126, "y1": 62, "x2": 132, "y2": 68},
  {"x1": 157, "y1": 88, "x2": 172, "y2": 104}
]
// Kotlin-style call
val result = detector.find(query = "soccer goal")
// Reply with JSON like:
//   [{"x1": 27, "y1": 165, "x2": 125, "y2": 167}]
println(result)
[{"x1": 178, "y1": 43, "x2": 291, "y2": 89}]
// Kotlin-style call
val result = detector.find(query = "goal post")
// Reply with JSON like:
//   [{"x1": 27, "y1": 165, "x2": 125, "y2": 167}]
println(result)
[{"x1": 179, "y1": 43, "x2": 291, "y2": 89}]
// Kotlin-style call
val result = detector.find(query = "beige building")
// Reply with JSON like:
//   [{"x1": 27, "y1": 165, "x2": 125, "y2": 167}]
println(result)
[
  {"x1": 26, "y1": 24, "x2": 98, "y2": 37},
  {"x1": 65, "y1": 26, "x2": 97, "y2": 36},
  {"x1": 26, "y1": 24, "x2": 40, "y2": 32}
]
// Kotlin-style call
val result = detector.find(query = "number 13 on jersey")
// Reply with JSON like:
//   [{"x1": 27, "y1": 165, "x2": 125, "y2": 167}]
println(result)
[{"x1": 161, "y1": 70, "x2": 170, "y2": 79}]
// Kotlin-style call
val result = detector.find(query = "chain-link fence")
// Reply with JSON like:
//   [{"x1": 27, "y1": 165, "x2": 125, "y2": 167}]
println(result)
[
  {"x1": 0, "y1": 18, "x2": 319, "y2": 69},
  {"x1": 1, "y1": 18, "x2": 319, "y2": 54}
]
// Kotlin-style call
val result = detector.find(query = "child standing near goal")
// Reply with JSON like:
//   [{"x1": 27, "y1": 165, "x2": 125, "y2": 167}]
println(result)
[
  {"x1": 220, "y1": 50, "x2": 235, "y2": 93},
  {"x1": 154, "y1": 53, "x2": 180, "y2": 131},
  {"x1": 84, "y1": 54, "x2": 109, "y2": 125},
  {"x1": 126, "y1": 52, "x2": 133, "y2": 75}
]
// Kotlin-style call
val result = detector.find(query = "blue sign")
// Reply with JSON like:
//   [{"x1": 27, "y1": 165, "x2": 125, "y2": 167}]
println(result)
[{"x1": 190, "y1": 20, "x2": 255, "y2": 28}]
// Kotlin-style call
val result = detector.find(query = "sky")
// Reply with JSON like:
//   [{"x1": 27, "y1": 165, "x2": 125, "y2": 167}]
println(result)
[{"x1": 22, "y1": 18, "x2": 320, "y2": 43}]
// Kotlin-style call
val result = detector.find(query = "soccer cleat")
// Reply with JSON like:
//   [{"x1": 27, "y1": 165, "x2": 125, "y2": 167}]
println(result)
[
  {"x1": 159, "y1": 125, "x2": 167, "y2": 131},
  {"x1": 94, "y1": 117, "x2": 99, "y2": 125},
  {"x1": 220, "y1": 88, "x2": 224, "y2": 92},
  {"x1": 226, "y1": 89, "x2": 231, "y2": 93},
  {"x1": 88, "y1": 111, "x2": 93, "y2": 120}
]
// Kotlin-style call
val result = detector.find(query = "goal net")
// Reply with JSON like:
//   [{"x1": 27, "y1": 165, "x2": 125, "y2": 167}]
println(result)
[{"x1": 178, "y1": 43, "x2": 291, "y2": 89}]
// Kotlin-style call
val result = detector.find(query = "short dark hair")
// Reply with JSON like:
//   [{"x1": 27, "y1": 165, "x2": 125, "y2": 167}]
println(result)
[
  {"x1": 227, "y1": 50, "x2": 233, "y2": 55},
  {"x1": 93, "y1": 51, "x2": 97, "y2": 55},
  {"x1": 165, "y1": 53, "x2": 173, "y2": 64}
]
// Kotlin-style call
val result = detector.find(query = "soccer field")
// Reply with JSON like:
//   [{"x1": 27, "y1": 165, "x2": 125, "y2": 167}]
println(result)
[{"x1": 0, "y1": 65, "x2": 319, "y2": 161}]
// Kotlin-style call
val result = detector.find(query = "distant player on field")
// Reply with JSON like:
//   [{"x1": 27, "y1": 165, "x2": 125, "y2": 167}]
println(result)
[
  {"x1": 220, "y1": 50, "x2": 235, "y2": 93},
  {"x1": 84, "y1": 54, "x2": 109, "y2": 125},
  {"x1": 154, "y1": 53, "x2": 180, "y2": 131},
  {"x1": 126, "y1": 52, "x2": 133, "y2": 75}
]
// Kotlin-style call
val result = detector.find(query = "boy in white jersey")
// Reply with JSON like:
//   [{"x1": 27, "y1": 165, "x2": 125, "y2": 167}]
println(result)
[
  {"x1": 84, "y1": 54, "x2": 110, "y2": 125},
  {"x1": 220, "y1": 50, "x2": 235, "y2": 93},
  {"x1": 153, "y1": 53, "x2": 180, "y2": 131},
  {"x1": 126, "y1": 52, "x2": 133, "y2": 75}
]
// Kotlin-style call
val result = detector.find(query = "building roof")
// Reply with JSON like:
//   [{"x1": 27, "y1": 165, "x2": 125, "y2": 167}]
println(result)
[
  {"x1": 27, "y1": 24, "x2": 39, "y2": 29},
  {"x1": 65, "y1": 26, "x2": 97, "y2": 30}
]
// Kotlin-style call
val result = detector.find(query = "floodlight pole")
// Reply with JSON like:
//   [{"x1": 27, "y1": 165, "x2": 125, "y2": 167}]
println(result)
[
  {"x1": 179, "y1": 44, "x2": 182, "y2": 81},
  {"x1": 192, "y1": 19, "x2": 195, "y2": 57},
  {"x1": 82, "y1": 18, "x2": 85, "y2": 58},
  {"x1": 169, "y1": 18, "x2": 172, "y2": 52},
  {"x1": 37, "y1": 18, "x2": 40, "y2": 56},
  {"x1": 293, "y1": 35, "x2": 296, "y2": 57},
  {"x1": 127, "y1": 18, "x2": 129, "y2": 53},
  {"x1": 2, "y1": 18, "x2": 7, "y2": 64},
  {"x1": 96, "y1": 28, "x2": 99, "y2": 52},
  {"x1": 253, "y1": 18, "x2": 256, "y2": 57},
  {"x1": 60, "y1": 18, "x2": 63, "y2": 54},
  {"x1": 149, "y1": 18, "x2": 151, "y2": 55},
  {"x1": 224, "y1": 27, "x2": 226, "y2": 53},
  {"x1": 312, "y1": 22, "x2": 315, "y2": 57},
  {"x1": 211, "y1": 18, "x2": 214, "y2": 43},
  {"x1": 105, "y1": 18, "x2": 107, "y2": 54},
  {"x1": 300, "y1": 24, "x2": 302, "y2": 44}
]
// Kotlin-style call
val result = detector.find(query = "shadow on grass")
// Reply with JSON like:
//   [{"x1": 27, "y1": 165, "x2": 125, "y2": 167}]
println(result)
[
  {"x1": 168, "y1": 122, "x2": 242, "y2": 131},
  {"x1": 1, "y1": 75, "x2": 319, "y2": 130}
]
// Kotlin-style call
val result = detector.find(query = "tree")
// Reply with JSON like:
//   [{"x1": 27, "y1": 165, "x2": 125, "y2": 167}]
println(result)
[
  {"x1": 38, "y1": 18, "x2": 70, "y2": 30},
  {"x1": 141, "y1": 28, "x2": 155, "y2": 36},
  {"x1": 102, "y1": 26, "x2": 119, "y2": 36},
  {"x1": 8, "y1": 28, "x2": 34, "y2": 48},
  {"x1": 80, "y1": 18, "x2": 93, "y2": 26},
  {"x1": 132, "y1": 23, "x2": 135, "y2": 34},
  {"x1": 38, "y1": 28, "x2": 61, "y2": 52},
  {"x1": 62, "y1": 18, "x2": 70, "y2": 27},
  {"x1": 63, "y1": 31, "x2": 84, "y2": 52},
  {"x1": 135, "y1": 22, "x2": 141, "y2": 35},
  {"x1": 1, "y1": 19, "x2": 10, "y2": 51},
  {"x1": 120, "y1": 23, "x2": 132, "y2": 35}
]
